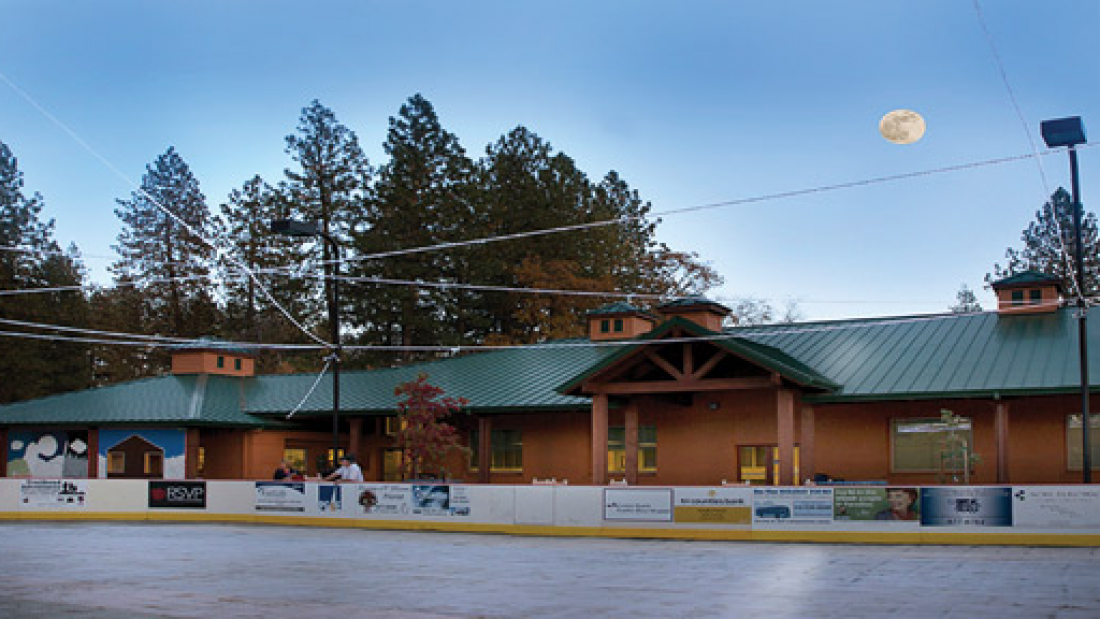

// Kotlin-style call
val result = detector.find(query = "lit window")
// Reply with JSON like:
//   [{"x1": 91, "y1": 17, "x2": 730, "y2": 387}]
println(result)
[
  {"x1": 283, "y1": 448, "x2": 307, "y2": 473},
  {"x1": 144, "y1": 451, "x2": 164, "y2": 476},
  {"x1": 891, "y1": 417, "x2": 972, "y2": 472},
  {"x1": 608, "y1": 425, "x2": 657, "y2": 472},
  {"x1": 107, "y1": 452, "x2": 125, "y2": 474},
  {"x1": 470, "y1": 429, "x2": 523, "y2": 472},
  {"x1": 1067, "y1": 415, "x2": 1100, "y2": 471},
  {"x1": 385, "y1": 417, "x2": 406, "y2": 436}
]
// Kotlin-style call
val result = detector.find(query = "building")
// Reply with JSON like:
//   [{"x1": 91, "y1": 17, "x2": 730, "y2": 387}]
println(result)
[{"x1": 1, "y1": 273, "x2": 1097, "y2": 485}]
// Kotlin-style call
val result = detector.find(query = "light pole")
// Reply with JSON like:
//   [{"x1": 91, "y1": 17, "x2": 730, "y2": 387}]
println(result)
[
  {"x1": 271, "y1": 219, "x2": 342, "y2": 473},
  {"x1": 1040, "y1": 116, "x2": 1090, "y2": 483}
]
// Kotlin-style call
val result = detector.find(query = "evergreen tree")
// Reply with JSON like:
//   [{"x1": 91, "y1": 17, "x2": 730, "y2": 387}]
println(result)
[
  {"x1": 283, "y1": 100, "x2": 371, "y2": 338},
  {"x1": 950, "y1": 284, "x2": 983, "y2": 313},
  {"x1": 350, "y1": 94, "x2": 476, "y2": 358},
  {"x1": 988, "y1": 187, "x2": 1100, "y2": 297},
  {"x1": 0, "y1": 141, "x2": 92, "y2": 402},
  {"x1": 112, "y1": 147, "x2": 219, "y2": 338}
]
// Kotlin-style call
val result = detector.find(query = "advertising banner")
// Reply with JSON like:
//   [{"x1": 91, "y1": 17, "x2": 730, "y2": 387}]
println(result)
[
  {"x1": 410, "y1": 485, "x2": 471, "y2": 517},
  {"x1": 316, "y1": 484, "x2": 343, "y2": 514},
  {"x1": 921, "y1": 486, "x2": 1011, "y2": 526},
  {"x1": 673, "y1": 487, "x2": 752, "y2": 525},
  {"x1": 834, "y1": 487, "x2": 921, "y2": 523},
  {"x1": 354, "y1": 484, "x2": 412, "y2": 516},
  {"x1": 1011, "y1": 486, "x2": 1100, "y2": 529},
  {"x1": 752, "y1": 487, "x2": 834, "y2": 525},
  {"x1": 149, "y1": 481, "x2": 206, "y2": 509},
  {"x1": 604, "y1": 488, "x2": 673, "y2": 522},
  {"x1": 254, "y1": 482, "x2": 307, "y2": 513},
  {"x1": 19, "y1": 479, "x2": 87, "y2": 510}
]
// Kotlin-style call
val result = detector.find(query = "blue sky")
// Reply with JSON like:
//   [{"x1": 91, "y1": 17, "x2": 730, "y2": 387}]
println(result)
[{"x1": 1, "y1": 1, "x2": 1098, "y2": 324}]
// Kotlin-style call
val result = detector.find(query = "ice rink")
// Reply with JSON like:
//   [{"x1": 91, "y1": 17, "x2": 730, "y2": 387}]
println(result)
[{"x1": 1, "y1": 521, "x2": 1098, "y2": 618}]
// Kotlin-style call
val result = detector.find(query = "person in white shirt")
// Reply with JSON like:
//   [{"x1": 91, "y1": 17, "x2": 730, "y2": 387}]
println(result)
[{"x1": 325, "y1": 455, "x2": 364, "y2": 482}]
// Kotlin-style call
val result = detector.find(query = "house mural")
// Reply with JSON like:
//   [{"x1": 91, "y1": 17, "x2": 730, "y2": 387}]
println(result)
[{"x1": 97, "y1": 429, "x2": 185, "y2": 480}]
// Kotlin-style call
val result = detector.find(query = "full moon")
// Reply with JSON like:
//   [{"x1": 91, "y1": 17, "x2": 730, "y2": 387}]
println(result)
[{"x1": 879, "y1": 109, "x2": 926, "y2": 144}]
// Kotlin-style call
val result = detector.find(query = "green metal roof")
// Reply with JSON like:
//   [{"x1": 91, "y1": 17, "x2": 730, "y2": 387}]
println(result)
[
  {"x1": 587, "y1": 302, "x2": 649, "y2": 316},
  {"x1": 243, "y1": 341, "x2": 616, "y2": 417},
  {"x1": 555, "y1": 317, "x2": 839, "y2": 395},
  {"x1": 4, "y1": 307, "x2": 1100, "y2": 426},
  {"x1": 0, "y1": 374, "x2": 267, "y2": 427},
  {"x1": 736, "y1": 307, "x2": 1097, "y2": 402},
  {"x1": 990, "y1": 271, "x2": 1064, "y2": 289}
]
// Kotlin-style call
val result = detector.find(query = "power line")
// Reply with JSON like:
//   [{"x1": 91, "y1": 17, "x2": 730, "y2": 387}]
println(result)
[
  {"x1": 0, "y1": 70, "x2": 328, "y2": 348},
  {"x1": 971, "y1": 0, "x2": 1082, "y2": 300}
]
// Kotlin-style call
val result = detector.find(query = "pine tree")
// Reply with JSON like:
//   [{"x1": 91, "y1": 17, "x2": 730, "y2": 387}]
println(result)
[
  {"x1": 216, "y1": 175, "x2": 323, "y2": 372},
  {"x1": 0, "y1": 141, "x2": 92, "y2": 402},
  {"x1": 283, "y1": 100, "x2": 371, "y2": 342},
  {"x1": 350, "y1": 94, "x2": 476, "y2": 359},
  {"x1": 112, "y1": 147, "x2": 219, "y2": 339},
  {"x1": 950, "y1": 284, "x2": 983, "y2": 313},
  {"x1": 988, "y1": 187, "x2": 1100, "y2": 297}
]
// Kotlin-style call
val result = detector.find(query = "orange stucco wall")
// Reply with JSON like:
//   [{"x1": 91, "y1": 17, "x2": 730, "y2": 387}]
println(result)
[
  {"x1": 174, "y1": 393, "x2": 1096, "y2": 485},
  {"x1": 995, "y1": 286, "x2": 1059, "y2": 315},
  {"x1": 171, "y1": 352, "x2": 255, "y2": 377},
  {"x1": 588, "y1": 315, "x2": 657, "y2": 341}
]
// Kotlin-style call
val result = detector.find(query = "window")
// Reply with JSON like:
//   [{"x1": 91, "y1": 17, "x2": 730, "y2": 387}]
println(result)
[
  {"x1": 607, "y1": 425, "x2": 657, "y2": 472},
  {"x1": 234, "y1": 358, "x2": 242, "y2": 371},
  {"x1": 217, "y1": 356, "x2": 225, "y2": 368},
  {"x1": 197, "y1": 447, "x2": 205, "y2": 477},
  {"x1": 470, "y1": 429, "x2": 523, "y2": 472},
  {"x1": 283, "y1": 448, "x2": 307, "y2": 474},
  {"x1": 385, "y1": 417, "x2": 406, "y2": 436},
  {"x1": 144, "y1": 451, "x2": 164, "y2": 476},
  {"x1": 1011, "y1": 290, "x2": 1024, "y2": 306},
  {"x1": 107, "y1": 452, "x2": 125, "y2": 474},
  {"x1": 1029, "y1": 289, "x2": 1043, "y2": 305},
  {"x1": 613, "y1": 318, "x2": 624, "y2": 333},
  {"x1": 891, "y1": 417, "x2": 972, "y2": 472},
  {"x1": 1067, "y1": 414, "x2": 1100, "y2": 471},
  {"x1": 600, "y1": 319, "x2": 611, "y2": 334}
]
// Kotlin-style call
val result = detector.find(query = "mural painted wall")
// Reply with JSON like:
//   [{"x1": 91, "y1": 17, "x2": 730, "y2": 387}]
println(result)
[
  {"x1": 97, "y1": 429, "x2": 186, "y2": 479},
  {"x1": 6, "y1": 430, "x2": 89, "y2": 478}
]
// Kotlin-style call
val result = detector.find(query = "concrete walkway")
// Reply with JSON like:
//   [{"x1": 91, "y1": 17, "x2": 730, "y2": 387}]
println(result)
[{"x1": 1, "y1": 522, "x2": 1098, "y2": 618}]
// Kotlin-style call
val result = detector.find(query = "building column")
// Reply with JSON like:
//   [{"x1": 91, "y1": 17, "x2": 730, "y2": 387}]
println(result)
[
  {"x1": 592, "y1": 393, "x2": 609, "y2": 486},
  {"x1": 478, "y1": 415, "x2": 492, "y2": 484},
  {"x1": 374, "y1": 417, "x2": 386, "y2": 481},
  {"x1": 624, "y1": 401, "x2": 639, "y2": 485},
  {"x1": 995, "y1": 401, "x2": 1010, "y2": 483},
  {"x1": 185, "y1": 428, "x2": 200, "y2": 479},
  {"x1": 87, "y1": 428, "x2": 99, "y2": 478},
  {"x1": 800, "y1": 406, "x2": 815, "y2": 485},
  {"x1": 240, "y1": 430, "x2": 253, "y2": 480},
  {"x1": 777, "y1": 389, "x2": 796, "y2": 486},
  {"x1": 348, "y1": 417, "x2": 363, "y2": 464}
]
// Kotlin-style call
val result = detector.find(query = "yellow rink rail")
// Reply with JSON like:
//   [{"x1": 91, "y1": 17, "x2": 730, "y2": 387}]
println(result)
[{"x1": 4, "y1": 510, "x2": 1100, "y2": 548}]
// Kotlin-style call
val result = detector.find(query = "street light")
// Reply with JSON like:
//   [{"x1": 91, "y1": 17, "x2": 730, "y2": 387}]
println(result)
[
  {"x1": 271, "y1": 218, "x2": 342, "y2": 474},
  {"x1": 1040, "y1": 116, "x2": 1090, "y2": 483}
]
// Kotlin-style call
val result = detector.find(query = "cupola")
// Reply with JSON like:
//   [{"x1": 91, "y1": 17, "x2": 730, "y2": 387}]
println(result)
[
  {"x1": 169, "y1": 338, "x2": 256, "y2": 377},
  {"x1": 587, "y1": 302, "x2": 659, "y2": 341},
  {"x1": 990, "y1": 272, "x2": 1063, "y2": 315},
  {"x1": 656, "y1": 296, "x2": 732, "y2": 331}
]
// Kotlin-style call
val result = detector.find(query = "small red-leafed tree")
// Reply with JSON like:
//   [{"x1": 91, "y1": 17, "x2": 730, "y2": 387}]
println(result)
[{"x1": 394, "y1": 373, "x2": 469, "y2": 480}]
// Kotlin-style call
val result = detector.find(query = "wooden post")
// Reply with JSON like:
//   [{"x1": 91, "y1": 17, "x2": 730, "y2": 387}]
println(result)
[
  {"x1": 478, "y1": 415, "x2": 492, "y2": 484},
  {"x1": 800, "y1": 405, "x2": 815, "y2": 484},
  {"x1": 625, "y1": 401, "x2": 639, "y2": 485},
  {"x1": 995, "y1": 401, "x2": 1010, "y2": 483},
  {"x1": 348, "y1": 417, "x2": 363, "y2": 465},
  {"x1": 86, "y1": 429, "x2": 98, "y2": 478},
  {"x1": 592, "y1": 393, "x2": 609, "y2": 486},
  {"x1": 777, "y1": 389, "x2": 796, "y2": 486}
]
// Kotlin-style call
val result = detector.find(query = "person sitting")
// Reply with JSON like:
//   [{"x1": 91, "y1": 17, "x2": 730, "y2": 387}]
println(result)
[
  {"x1": 324, "y1": 455, "x2": 364, "y2": 482},
  {"x1": 272, "y1": 460, "x2": 298, "y2": 480}
]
